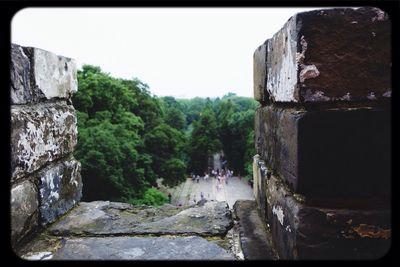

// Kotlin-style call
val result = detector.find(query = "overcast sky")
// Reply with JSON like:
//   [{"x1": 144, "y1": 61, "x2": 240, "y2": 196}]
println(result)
[{"x1": 12, "y1": 8, "x2": 322, "y2": 99}]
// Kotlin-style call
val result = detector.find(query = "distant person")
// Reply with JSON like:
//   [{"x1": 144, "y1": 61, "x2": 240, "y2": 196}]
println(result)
[
  {"x1": 200, "y1": 192, "x2": 204, "y2": 200},
  {"x1": 217, "y1": 183, "x2": 222, "y2": 191},
  {"x1": 196, "y1": 175, "x2": 200, "y2": 183},
  {"x1": 168, "y1": 193, "x2": 172, "y2": 203}
]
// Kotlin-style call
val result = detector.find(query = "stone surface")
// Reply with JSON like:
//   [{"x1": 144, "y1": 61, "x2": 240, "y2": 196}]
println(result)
[
  {"x1": 265, "y1": 7, "x2": 390, "y2": 103},
  {"x1": 253, "y1": 41, "x2": 269, "y2": 104},
  {"x1": 255, "y1": 105, "x2": 302, "y2": 195},
  {"x1": 30, "y1": 46, "x2": 78, "y2": 99},
  {"x1": 255, "y1": 105, "x2": 391, "y2": 198},
  {"x1": 38, "y1": 158, "x2": 82, "y2": 225},
  {"x1": 252, "y1": 155, "x2": 268, "y2": 222},
  {"x1": 11, "y1": 102, "x2": 77, "y2": 181},
  {"x1": 264, "y1": 174, "x2": 391, "y2": 260},
  {"x1": 11, "y1": 180, "x2": 39, "y2": 246},
  {"x1": 10, "y1": 44, "x2": 32, "y2": 104},
  {"x1": 10, "y1": 44, "x2": 78, "y2": 104},
  {"x1": 233, "y1": 200, "x2": 278, "y2": 260},
  {"x1": 49, "y1": 200, "x2": 233, "y2": 237},
  {"x1": 21, "y1": 236, "x2": 235, "y2": 260},
  {"x1": 252, "y1": 155, "x2": 260, "y2": 205}
]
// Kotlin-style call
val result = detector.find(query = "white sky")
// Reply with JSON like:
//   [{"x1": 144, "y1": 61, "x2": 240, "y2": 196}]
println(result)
[{"x1": 12, "y1": 7, "x2": 322, "y2": 98}]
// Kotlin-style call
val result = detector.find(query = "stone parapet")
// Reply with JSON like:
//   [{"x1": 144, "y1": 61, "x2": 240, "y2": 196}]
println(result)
[
  {"x1": 10, "y1": 44, "x2": 81, "y2": 250},
  {"x1": 253, "y1": 7, "x2": 391, "y2": 259}
]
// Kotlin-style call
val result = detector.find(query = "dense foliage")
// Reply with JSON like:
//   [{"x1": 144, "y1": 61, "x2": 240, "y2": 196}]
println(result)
[
  {"x1": 73, "y1": 65, "x2": 258, "y2": 206},
  {"x1": 73, "y1": 65, "x2": 185, "y2": 205}
]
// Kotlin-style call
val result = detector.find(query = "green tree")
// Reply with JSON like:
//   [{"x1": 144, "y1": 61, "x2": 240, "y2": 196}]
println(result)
[
  {"x1": 244, "y1": 130, "x2": 256, "y2": 179},
  {"x1": 144, "y1": 123, "x2": 187, "y2": 186},
  {"x1": 188, "y1": 107, "x2": 222, "y2": 174},
  {"x1": 138, "y1": 188, "x2": 168, "y2": 207},
  {"x1": 73, "y1": 65, "x2": 176, "y2": 205}
]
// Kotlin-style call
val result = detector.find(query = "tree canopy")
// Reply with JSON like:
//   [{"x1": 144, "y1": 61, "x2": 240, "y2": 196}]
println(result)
[{"x1": 73, "y1": 65, "x2": 258, "y2": 206}]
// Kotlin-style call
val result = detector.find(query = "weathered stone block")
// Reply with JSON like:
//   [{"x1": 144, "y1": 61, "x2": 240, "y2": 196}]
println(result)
[
  {"x1": 255, "y1": 106, "x2": 391, "y2": 197},
  {"x1": 38, "y1": 158, "x2": 82, "y2": 225},
  {"x1": 10, "y1": 44, "x2": 33, "y2": 104},
  {"x1": 11, "y1": 180, "x2": 39, "y2": 246},
  {"x1": 21, "y1": 236, "x2": 235, "y2": 260},
  {"x1": 255, "y1": 106, "x2": 302, "y2": 194},
  {"x1": 11, "y1": 102, "x2": 77, "y2": 181},
  {"x1": 29, "y1": 46, "x2": 78, "y2": 99},
  {"x1": 10, "y1": 44, "x2": 77, "y2": 104},
  {"x1": 253, "y1": 41, "x2": 269, "y2": 104},
  {"x1": 265, "y1": 174, "x2": 391, "y2": 260},
  {"x1": 48, "y1": 201, "x2": 232, "y2": 237},
  {"x1": 265, "y1": 7, "x2": 391, "y2": 103}
]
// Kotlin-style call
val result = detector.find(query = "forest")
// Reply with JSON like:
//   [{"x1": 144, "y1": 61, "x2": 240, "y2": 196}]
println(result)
[{"x1": 73, "y1": 65, "x2": 258, "y2": 206}]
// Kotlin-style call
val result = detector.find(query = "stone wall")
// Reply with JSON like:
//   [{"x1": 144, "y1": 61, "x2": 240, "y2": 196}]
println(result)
[
  {"x1": 253, "y1": 7, "x2": 391, "y2": 259},
  {"x1": 10, "y1": 44, "x2": 82, "y2": 249}
]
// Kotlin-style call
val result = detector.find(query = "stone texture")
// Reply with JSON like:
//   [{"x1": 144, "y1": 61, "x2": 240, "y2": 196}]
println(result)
[
  {"x1": 255, "y1": 105, "x2": 391, "y2": 198},
  {"x1": 30, "y1": 46, "x2": 78, "y2": 99},
  {"x1": 10, "y1": 44, "x2": 78, "y2": 104},
  {"x1": 38, "y1": 158, "x2": 82, "y2": 225},
  {"x1": 233, "y1": 200, "x2": 278, "y2": 260},
  {"x1": 255, "y1": 105, "x2": 303, "y2": 194},
  {"x1": 264, "y1": 174, "x2": 391, "y2": 260},
  {"x1": 21, "y1": 236, "x2": 235, "y2": 260},
  {"x1": 11, "y1": 102, "x2": 77, "y2": 181},
  {"x1": 253, "y1": 41, "x2": 269, "y2": 103},
  {"x1": 49, "y1": 201, "x2": 233, "y2": 237},
  {"x1": 10, "y1": 44, "x2": 32, "y2": 104},
  {"x1": 11, "y1": 180, "x2": 39, "y2": 246},
  {"x1": 265, "y1": 7, "x2": 390, "y2": 103},
  {"x1": 252, "y1": 155, "x2": 269, "y2": 222},
  {"x1": 252, "y1": 155, "x2": 260, "y2": 204}
]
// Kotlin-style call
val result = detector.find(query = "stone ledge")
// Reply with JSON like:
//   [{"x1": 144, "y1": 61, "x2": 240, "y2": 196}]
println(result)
[
  {"x1": 48, "y1": 200, "x2": 233, "y2": 237},
  {"x1": 20, "y1": 236, "x2": 235, "y2": 260},
  {"x1": 233, "y1": 200, "x2": 278, "y2": 260}
]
